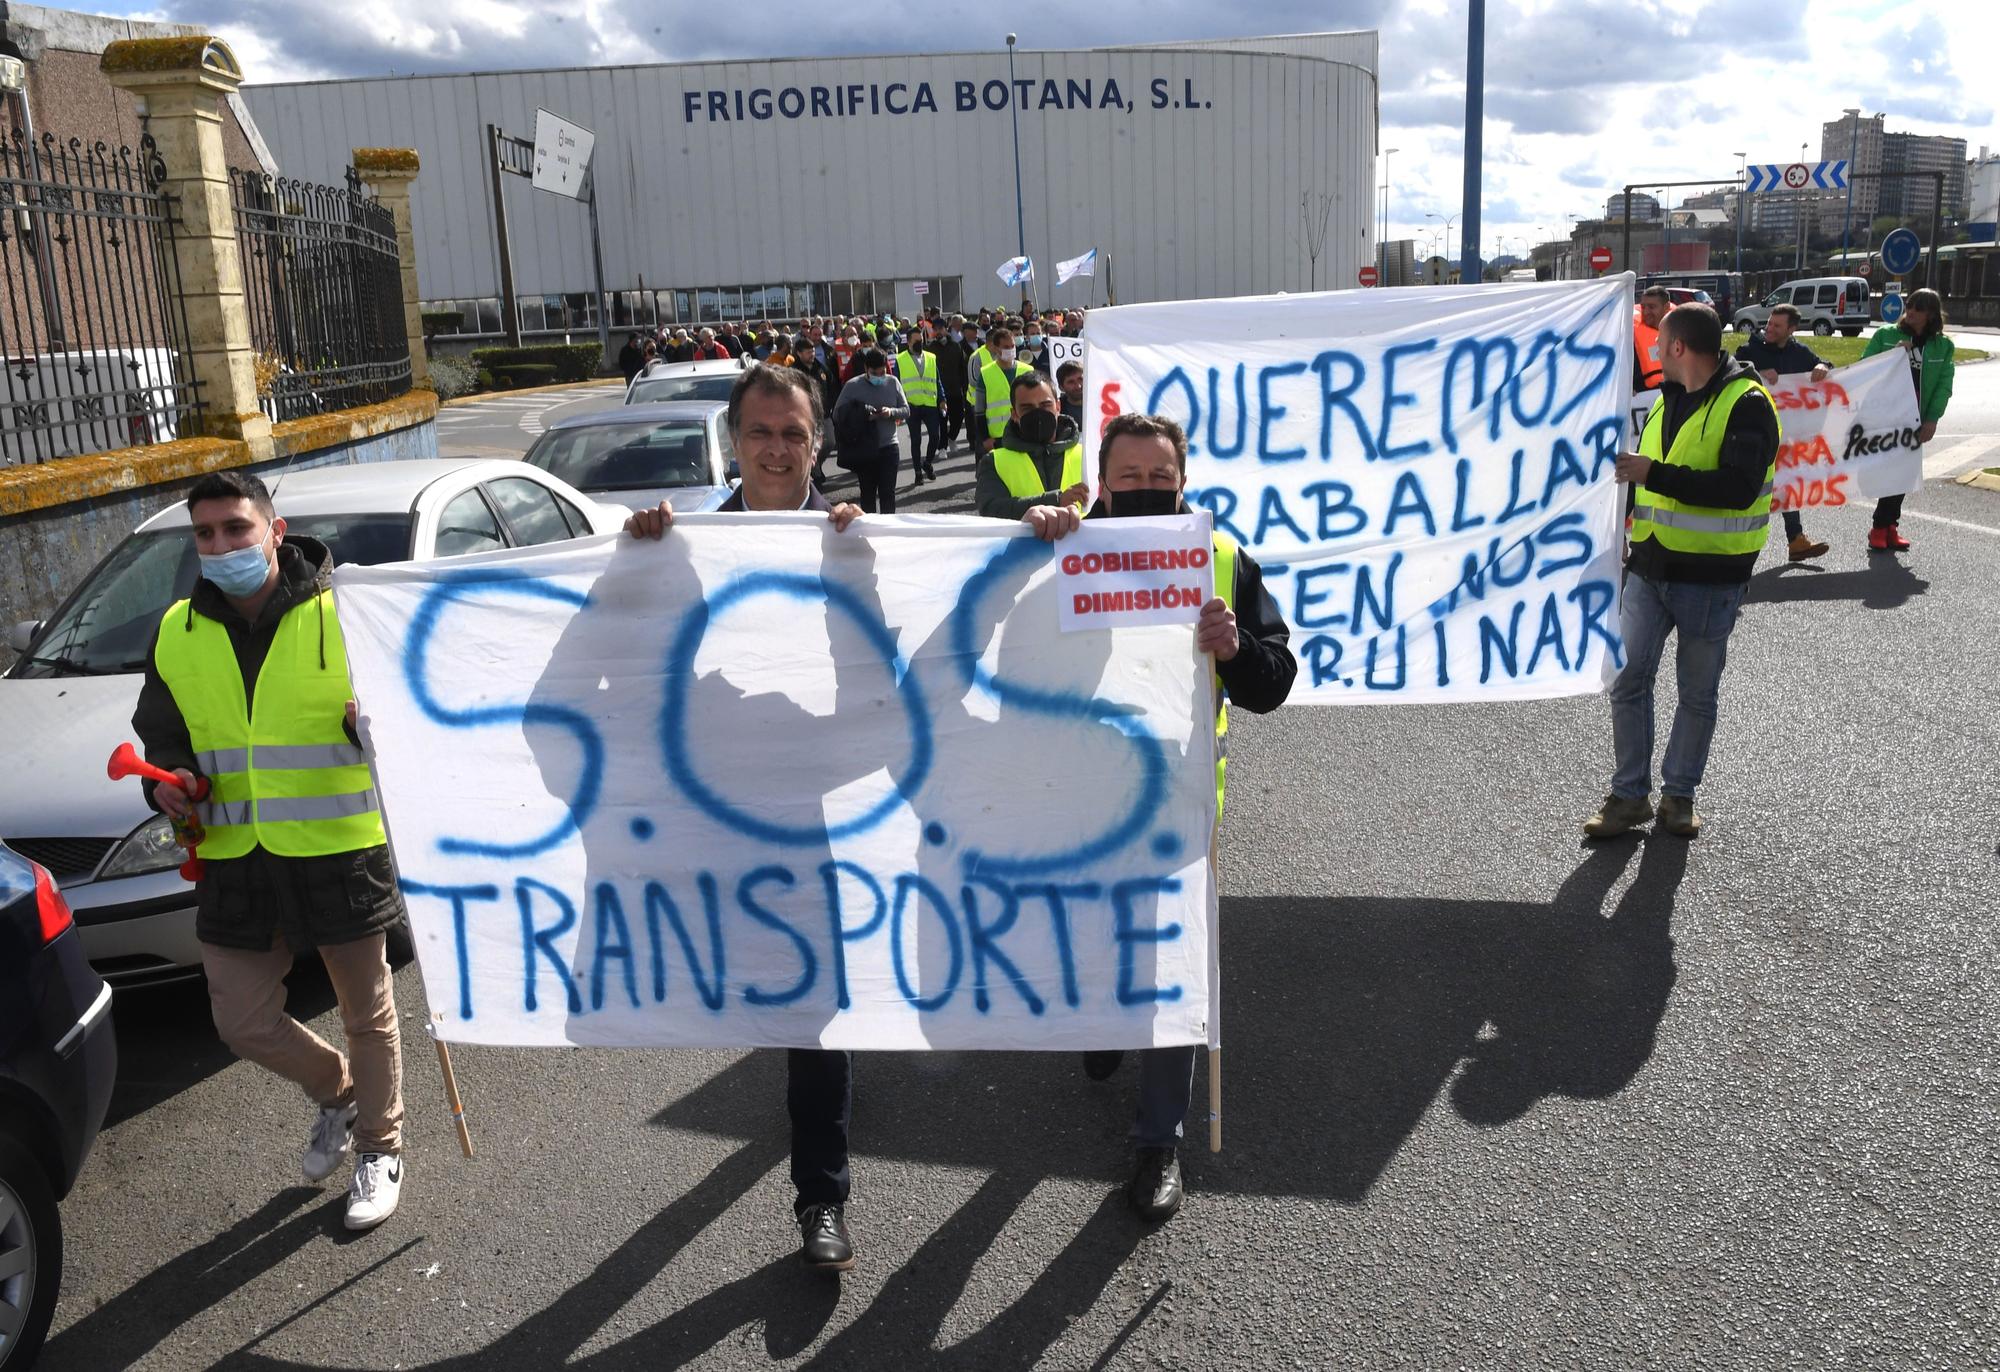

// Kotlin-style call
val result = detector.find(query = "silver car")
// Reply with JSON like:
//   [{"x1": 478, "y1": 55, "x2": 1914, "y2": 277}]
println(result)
[
  {"x1": 624, "y1": 357, "x2": 747, "y2": 406},
  {"x1": 1, "y1": 459, "x2": 622, "y2": 989},
  {"x1": 524, "y1": 401, "x2": 738, "y2": 514}
]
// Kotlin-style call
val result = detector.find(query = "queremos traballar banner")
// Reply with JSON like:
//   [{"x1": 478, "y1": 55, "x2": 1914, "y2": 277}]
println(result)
[
  {"x1": 1083, "y1": 277, "x2": 1635, "y2": 704},
  {"x1": 333, "y1": 514, "x2": 1218, "y2": 1050}
]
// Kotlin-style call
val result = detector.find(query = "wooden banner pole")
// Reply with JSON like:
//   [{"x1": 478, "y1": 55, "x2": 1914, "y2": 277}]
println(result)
[{"x1": 433, "y1": 1036, "x2": 474, "y2": 1159}]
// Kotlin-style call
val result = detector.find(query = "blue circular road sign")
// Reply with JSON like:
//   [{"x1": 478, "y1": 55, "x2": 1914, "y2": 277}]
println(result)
[
  {"x1": 1880, "y1": 227, "x2": 1922, "y2": 277},
  {"x1": 1880, "y1": 291, "x2": 1904, "y2": 324}
]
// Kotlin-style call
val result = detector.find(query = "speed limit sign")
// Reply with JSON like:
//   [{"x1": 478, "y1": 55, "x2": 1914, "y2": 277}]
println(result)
[{"x1": 1782, "y1": 163, "x2": 1810, "y2": 190}]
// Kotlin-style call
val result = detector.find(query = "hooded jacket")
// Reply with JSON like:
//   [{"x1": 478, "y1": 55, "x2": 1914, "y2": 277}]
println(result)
[
  {"x1": 975, "y1": 412, "x2": 1083, "y2": 520},
  {"x1": 1627, "y1": 353, "x2": 1780, "y2": 585},
  {"x1": 132, "y1": 535, "x2": 405, "y2": 952}
]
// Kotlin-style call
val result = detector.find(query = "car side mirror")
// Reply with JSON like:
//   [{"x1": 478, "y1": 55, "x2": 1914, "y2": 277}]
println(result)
[{"x1": 7, "y1": 620, "x2": 40, "y2": 653}]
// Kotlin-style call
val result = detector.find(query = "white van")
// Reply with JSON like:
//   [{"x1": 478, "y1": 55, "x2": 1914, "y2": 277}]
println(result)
[
  {"x1": 0, "y1": 348, "x2": 181, "y2": 464},
  {"x1": 1731, "y1": 277, "x2": 1872, "y2": 337}
]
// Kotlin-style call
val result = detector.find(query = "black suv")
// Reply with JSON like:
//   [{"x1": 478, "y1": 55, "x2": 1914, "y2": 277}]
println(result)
[{"x1": 1, "y1": 841, "x2": 117, "y2": 1368}]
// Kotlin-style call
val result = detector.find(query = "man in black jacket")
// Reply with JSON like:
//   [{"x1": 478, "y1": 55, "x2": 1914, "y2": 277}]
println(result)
[
  {"x1": 1738, "y1": 303, "x2": 1831, "y2": 561},
  {"x1": 133, "y1": 470, "x2": 408, "y2": 1231},
  {"x1": 1025, "y1": 412, "x2": 1297, "y2": 1222},
  {"x1": 932, "y1": 314, "x2": 972, "y2": 453},
  {"x1": 624, "y1": 366, "x2": 869, "y2": 1272},
  {"x1": 1587, "y1": 303, "x2": 1779, "y2": 840}
]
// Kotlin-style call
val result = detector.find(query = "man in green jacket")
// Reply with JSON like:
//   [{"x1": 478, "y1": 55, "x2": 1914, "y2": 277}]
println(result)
[{"x1": 1860, "y1": 287, "x2": 1955, "y2": 553}]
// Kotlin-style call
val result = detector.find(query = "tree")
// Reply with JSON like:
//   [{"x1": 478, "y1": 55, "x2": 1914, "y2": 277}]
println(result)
[{"x1": 1299, "y1": 191, "x2": 1335, "y2": 291}]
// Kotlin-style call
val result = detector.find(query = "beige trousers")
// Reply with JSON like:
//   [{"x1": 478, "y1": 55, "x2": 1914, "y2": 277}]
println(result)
[{"x1": 200, "y1": 933, "x2": 403, "y2": 1155}]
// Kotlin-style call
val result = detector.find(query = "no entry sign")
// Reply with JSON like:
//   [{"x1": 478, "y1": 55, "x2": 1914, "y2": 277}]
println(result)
[
  {"x1": 1358, "y1": 265, "x2": 1379, "y2": 287},
  {"x1": 1589, "y1": 246, "x2": 1613, "y2": 273}
]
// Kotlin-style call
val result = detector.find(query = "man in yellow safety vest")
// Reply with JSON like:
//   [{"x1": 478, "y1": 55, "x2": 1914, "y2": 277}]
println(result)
[
  {"x1": 897, "y1": 331, "x2": 944, "y2": 484},
  {"x1": 1023, "y1": 412, "x2": 1297, "y2": 1222},
  {"x1": 966, "y1": 322, "x2": 1036, "y2": 454},
  {"x1": 133, "y1": 469, "x2": 408, "y2": 1232},
  {"x1": 1586, "y1": 302, "x2": 1779, "y2": 841},
  {"x1": 975, "y1": 370, "x2": 1090, "y2": 519}
]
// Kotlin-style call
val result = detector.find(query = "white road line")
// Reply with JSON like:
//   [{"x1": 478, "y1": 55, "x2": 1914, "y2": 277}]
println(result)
[
  {"x1": 1922, "y1": 436, "x2": 1996, "y2": 478},
  {"x1": 1902, "y1": 510, "x2": 2000, "y2": 536}
]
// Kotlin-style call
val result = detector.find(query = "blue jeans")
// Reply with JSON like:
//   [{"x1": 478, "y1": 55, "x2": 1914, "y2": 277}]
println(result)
[
  {"x1": 1132, "y1": 1046, "x2": 1197, "y2": 1147},
  {"x1": 1609, "y1": 572, "x2": 1746, "y2": 801}
]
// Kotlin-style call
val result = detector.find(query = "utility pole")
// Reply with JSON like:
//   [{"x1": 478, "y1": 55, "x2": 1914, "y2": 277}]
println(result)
[
  {"x1": 487, "y1": 123, "x2": 521, "y2": 347},
  {"x1": 1459, "y1": 0, "x2": 1484, "y2": 285}
]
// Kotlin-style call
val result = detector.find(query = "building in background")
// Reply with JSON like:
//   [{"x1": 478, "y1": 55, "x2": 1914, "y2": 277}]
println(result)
[
  {"x1": 1880, "y1": 131, "x2": 1968, "y2": 223},
  {"x1": 1822, "y1": 111, "x2": 1884, "y2": 225},
  {"x1": 1377, "y1": 238, "x2": 1416, "y2": 287},
  {"x1": 1606, "y1": 190, "x2": 1659, "y2": 222},
  {"x1": 241, "y1": 32, "x2": 1381, "y2": 343},
  {"x1": 1969, "y1": 145, "x2": 2000, "y2": 241}
]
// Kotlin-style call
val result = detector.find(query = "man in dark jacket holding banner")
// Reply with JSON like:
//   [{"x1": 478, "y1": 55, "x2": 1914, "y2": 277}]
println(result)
[
  {"x1": 1587, "y1": 303, "x2": 1779, "y2": 841},
  {"x1": 1026, "y1": 412, "x2": 1297, "y2": 1222}
]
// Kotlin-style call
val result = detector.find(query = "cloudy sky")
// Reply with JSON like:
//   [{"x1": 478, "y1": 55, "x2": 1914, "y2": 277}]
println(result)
[{"x1": 115, "y1": 0, "x2": 1998, "y2": 258}]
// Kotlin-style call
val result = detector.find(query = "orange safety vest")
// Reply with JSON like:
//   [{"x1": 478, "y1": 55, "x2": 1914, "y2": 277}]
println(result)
[{"x1": 1633, "y1": 312, "x2": 1662, "y2": 388}]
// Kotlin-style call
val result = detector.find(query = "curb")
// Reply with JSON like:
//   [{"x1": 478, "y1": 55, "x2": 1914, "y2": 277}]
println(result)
[
  {"x1": 1955, "y1": 468, "x2": 2000, "y2": 493},
  {"x1": 440, "y1": 376, "x2": 622, "y2": 408}
]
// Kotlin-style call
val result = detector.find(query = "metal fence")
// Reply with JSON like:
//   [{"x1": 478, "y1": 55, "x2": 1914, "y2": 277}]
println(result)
[
  {"x1": 232, "y1": 166, "x2": 409, "y2": 422},
  {"x1": 0, "y1": 128, "x2": 202, "y2": 465}
]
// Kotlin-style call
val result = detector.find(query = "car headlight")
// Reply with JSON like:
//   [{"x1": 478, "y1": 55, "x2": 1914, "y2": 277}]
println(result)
[{"x1": 96, "y1": 813, "x2": 188, "y2": 881}]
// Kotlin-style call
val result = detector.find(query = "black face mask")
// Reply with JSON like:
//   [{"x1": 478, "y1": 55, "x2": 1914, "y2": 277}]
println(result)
[
  {"x1": 1017, "y1": 408, "x2": 1059, "y2": 445},
  {"x1": 1107, "y1": 487, "x2": 1182, "y2": 519}
]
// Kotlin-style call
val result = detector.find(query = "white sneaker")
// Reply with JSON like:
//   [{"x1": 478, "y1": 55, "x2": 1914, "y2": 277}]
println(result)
[
  {"x1": 344, "y1": 1152, "x2": 403, "y2": 1231},
  {"x1": 302, "y1": 1101, "x2": 358, "y2": 1182}
]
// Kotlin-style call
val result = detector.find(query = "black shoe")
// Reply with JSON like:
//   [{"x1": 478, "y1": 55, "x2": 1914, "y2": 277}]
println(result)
[
  {"x1": 923, "y1": 464, "x2": 937, "y2": 481},
  {"x1": 912, "y1": 471, "x2": 926, "y2": 486},
  {"x1": 798, "y1": 1203, "x2": 854, "y2": 1271},
  {"x1": 1082, "y1": 1050, "x2": 1125, "y2": 1081},
  {"x1": 1127, "y1": 1147, "x2": 1183, "y2": 1222}
]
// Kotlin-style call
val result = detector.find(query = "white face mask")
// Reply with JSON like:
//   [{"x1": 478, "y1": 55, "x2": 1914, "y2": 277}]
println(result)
[{"x1": 997, "y1": 347, "x2": 1017, "y2": 365}]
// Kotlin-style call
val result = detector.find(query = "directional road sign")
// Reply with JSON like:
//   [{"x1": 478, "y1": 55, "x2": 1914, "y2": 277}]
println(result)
[
  {"x1": 531, "y1": 108, "x2": 596, "y2": 200},
  {"x1": 1879, "y1": 227, "x2": 1923, "y2": 276},
  {"x1": 1880, "y1": 290, "x2": 1904, "y2": 325},
  {"x1": 1589, "y1": 245, "x2": 1613, "y2": 273},
  {"x1": 1744, "y1": 159, "x2": 1848, "y2": 194}
]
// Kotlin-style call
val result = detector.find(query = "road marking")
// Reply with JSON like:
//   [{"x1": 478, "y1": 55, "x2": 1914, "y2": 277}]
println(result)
[
  {"x1": 1901, "y1": 510, "x2": 2000, "y2": 536},
  {"x1": 1922, "y1": 437, "x2": 1995, "y2": 479}
]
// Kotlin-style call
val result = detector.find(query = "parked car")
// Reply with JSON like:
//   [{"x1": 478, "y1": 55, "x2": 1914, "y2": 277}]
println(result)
[
  {"x1": 1731, "y1": 277, "x2": 1872, "y2": 336},
  {"x1": 0, "y1": 840, "x2": 117, "y2": 1370},
  {"x1": 624, "y1": 357, "x2": 746, "y2": 406},
  {"x1": 0, "y1": 348, "x2": 182, "y2": 464},
  {"x1": 0, "y1": 458, "x2": 623, "y2": 991},
  {"x1": 523, "y1": 402, "x2": 737, "y2": 515},
  {"x1": 1651, "y1": 287, "x2": 1712, "y2": 308}
]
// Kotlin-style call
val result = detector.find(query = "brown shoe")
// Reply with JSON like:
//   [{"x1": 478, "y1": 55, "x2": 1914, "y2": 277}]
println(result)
[
  {"x1": 1656, "y1": 795, "x2": 1702, "y2": 838},
  {"x1": 1787, "y1": 533, "x2": 1829, "y2": 562},
  {"x1": 1583, "y1": 793, "x2": 1654, "y2": 838}
]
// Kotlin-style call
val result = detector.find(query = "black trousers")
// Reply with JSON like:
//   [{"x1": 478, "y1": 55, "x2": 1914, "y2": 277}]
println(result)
[
  {"x1": 1872, "y1": 495, "x2": 1905, "y2": 529},
  {"x1": 907, "y1": 405, "x2": 942, "y2": 470},
  {"x1": 854, "y1": 443, "x2": 901, "y2": 513},
  {"x1": 942, "y1": 390, "x2": 969, "y2": 448},
  {"x1": 788, "y1": 1047, "x2": 850, "y2": 1212}
]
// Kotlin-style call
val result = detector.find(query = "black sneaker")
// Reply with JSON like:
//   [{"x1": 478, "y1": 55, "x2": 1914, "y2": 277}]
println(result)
[
  {"x1": 1127, "y1": 1147, "x2": 1183, "y2": 1222},
  {"x1": 1082, "y1": 1050, "x2": 1125, "y2": 1081},
  {"x1": 798, "y1": 1203, "x2": 854, "y2": 1271}
]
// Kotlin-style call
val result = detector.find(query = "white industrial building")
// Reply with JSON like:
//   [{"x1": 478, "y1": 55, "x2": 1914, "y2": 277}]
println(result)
[{"x1": 240, "y1": 32, "x2": 1379, "y2": 342}]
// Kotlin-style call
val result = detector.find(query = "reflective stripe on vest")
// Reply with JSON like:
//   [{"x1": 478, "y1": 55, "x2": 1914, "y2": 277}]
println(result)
[
  {"x1": 1211, "y1": 533, "x2": 1238, "y2": 819},
  {"x1": 897, "y1": 351, "x2": 938, "y2": 406},
  {"x1": 153, "y1": 590, "x2": 387, "y2": 860},
  {"x1": 992, "y1": 442, "x2": 1083, "y2": 500},
  {"x1": 1630, "y1": 376, "x2": 1778, "y2": 559},
  {"x1": 978, "y1": 358, "x2": 1031, "y2": 437}
]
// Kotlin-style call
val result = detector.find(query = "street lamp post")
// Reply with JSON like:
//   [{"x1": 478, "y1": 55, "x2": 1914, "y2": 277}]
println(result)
[
  {"x1": 1734, "y1": 151, "x2": 1745, "y2": 276},
  {"x1": 1796, "y1": 140, "x2": 1809, "y2": 272},
  {"x1": 1004, "y1": 33, "x2": 1028, "y2": 291},
  {"x1": 1840, "y1": 108, "x2": 1860, "y2": 265},
  {"x1": 1381, "y1": 146, "x2": 1400, "y2": 272},
  {"x1": 1427, "y1": 211, "x2": 1459, "y2": 279},
  {"x1": 1661, "y1": 188, "x2": 1671, "y2": 272}
]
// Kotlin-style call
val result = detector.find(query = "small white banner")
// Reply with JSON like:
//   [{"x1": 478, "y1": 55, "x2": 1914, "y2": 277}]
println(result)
[{"x1": 1055, "y1": 513, "x2": 1215, "y2": 634}]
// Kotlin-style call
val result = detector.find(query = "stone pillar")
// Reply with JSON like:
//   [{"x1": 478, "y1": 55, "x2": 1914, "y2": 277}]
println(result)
[
  {"x1": 353, "y1": 148, "x2": 429, "y2": 389},
  {"x1": 100, "y1": 37, "x2": 271, "y2": 459}
]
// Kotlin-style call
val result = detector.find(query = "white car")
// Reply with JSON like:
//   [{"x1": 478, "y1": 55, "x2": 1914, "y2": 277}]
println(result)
[
  {"x1": 1, "y1": 458, "x2": 622, "y2": 989},
  {"x1": 624, "y1": 357, "x2": 747, "y2": 405}
]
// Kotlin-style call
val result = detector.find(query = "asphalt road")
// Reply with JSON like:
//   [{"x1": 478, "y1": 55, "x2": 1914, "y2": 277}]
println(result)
[{"x1": 39, "y1": 363, "x2": 2000, "y2": 1370}]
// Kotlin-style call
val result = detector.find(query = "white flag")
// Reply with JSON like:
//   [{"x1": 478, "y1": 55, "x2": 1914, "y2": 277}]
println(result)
[
  {"x1": 1057, "y1": 248, "x2": 1099, "y2": 285},
  {"x1": 997, "y1": 255, "x2": 1034, "y2": 287}
]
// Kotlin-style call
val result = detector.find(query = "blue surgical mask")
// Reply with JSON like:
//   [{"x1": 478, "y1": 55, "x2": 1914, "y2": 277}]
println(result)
[
  {"x1": 1026, "y1": 334, "x2": 1043, "y2": 347},
  {"x1": 868, "y1": 373, "x2": 889, "y2": 387},
  {"x1": 199, "y1": 532, "x2": 273, "y2": 598}
]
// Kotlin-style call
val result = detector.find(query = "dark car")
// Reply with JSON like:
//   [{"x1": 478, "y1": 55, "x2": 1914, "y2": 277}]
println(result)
[{"x1": 0, "y1": 842, "x2": 117, "y2": 1368}]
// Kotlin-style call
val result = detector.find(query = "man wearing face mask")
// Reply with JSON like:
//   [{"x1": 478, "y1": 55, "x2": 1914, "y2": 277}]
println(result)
[
  {"x1": 896, "y1": 331, "x2": 944, "y2": 485},
  {"x1": 1024, "y1": 412, "x2": 1297, "y2": 1221},
  {"x1": 131, "y1": 470, "x2": 409, "y2": 1232},
  {"x1": 832, "y1": 347, "x2": 911, "y2": 513},
  {"x1": 967, "y1": 324, "x2": 1038, "y2": 456},
  {"x1": 933, "y1": 314, "x2": 972, "y2": 453},
  {"x1": 976, "y1": 371, "x2": 1088, "y2": 518},
  {"x1": 1019, "y1": 318, "x2": 1053, "y2": 379}
]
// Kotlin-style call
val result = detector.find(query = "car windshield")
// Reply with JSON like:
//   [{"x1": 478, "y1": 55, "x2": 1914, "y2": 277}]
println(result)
[
  {"x1": 526, "y1": 421, "x2": 715, "y2": 493},
  {"x1": 9, "y1": 513, "x2": 412, "y2": 679},
  {"x1": 628, "y1": 375, "x2": 736, "y2": 404}
]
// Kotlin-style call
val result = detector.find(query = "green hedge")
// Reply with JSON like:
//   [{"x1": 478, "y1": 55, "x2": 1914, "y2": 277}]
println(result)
[
  {"x1": 490, "y1": 363, "x2": 557, "y2": 388},
  {"x1": 470, "y1": 343, "x2": 602, "y2": 382}
]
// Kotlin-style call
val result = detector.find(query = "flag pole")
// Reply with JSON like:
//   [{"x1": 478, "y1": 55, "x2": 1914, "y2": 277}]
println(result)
[{"x1": 433, "y1": 1032, "x2": 475, "y2": 1158}]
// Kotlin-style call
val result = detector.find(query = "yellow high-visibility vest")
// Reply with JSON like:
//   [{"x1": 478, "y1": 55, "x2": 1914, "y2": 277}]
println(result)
[{"x1": 1631, "y1": 375, "x2": 1777, "y2": 558}]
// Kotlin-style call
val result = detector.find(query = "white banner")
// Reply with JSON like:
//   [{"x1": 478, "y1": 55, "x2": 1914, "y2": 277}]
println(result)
[
  {"x1": 1056, "y1": 513, "x2": 1214, "y2": 633},
  {"x1": 334, "y1": 515, "x2": 1217, "y2": 1051},
  {"x1": 1047, "y1": 337, "x2": 1088, "y2": 370},
  {"x1": 1765, "y1": 350, "x2": 1923, "y2": 507},
  {"x1": 1083, "y1": 278, "x2": 1634, "y2": 705}
]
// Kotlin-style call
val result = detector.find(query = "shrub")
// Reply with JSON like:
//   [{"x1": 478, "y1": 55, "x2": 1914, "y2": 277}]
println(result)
[
  {"x1": 427, "y1": 352, "x2": 476, "y2": 401},
  {"x1": 421, "y1": 309, "x2": 464, "y2": 339},
  {"x1": 469, "y1": 343, "x2": 602, "y2": 383},
  {"x1": 491, "y1": 363, "x2": 557, "y2": 388}
]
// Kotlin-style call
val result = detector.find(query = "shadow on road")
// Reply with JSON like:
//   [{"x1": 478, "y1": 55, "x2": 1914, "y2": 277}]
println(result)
[
  {"x1": 56, "y1": 841, "x2": 1687, "y2": 1370},
  {"x1": 1745, "y1": 558, "x2": 1929, "y2": 609}
]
